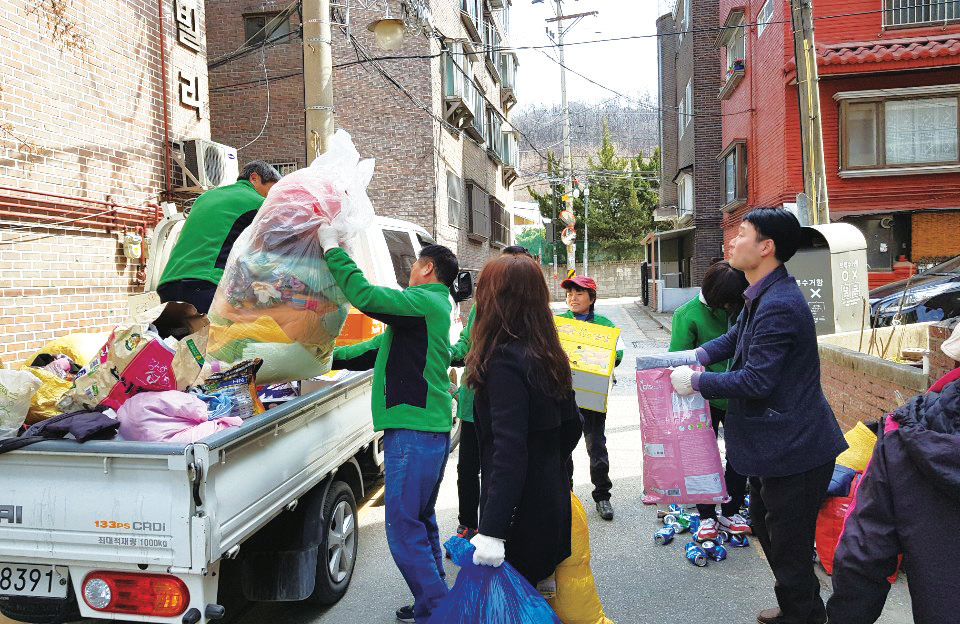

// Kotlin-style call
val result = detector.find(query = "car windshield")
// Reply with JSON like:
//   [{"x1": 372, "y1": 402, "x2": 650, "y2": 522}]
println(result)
[{"x1": 921, "y1": 255, "x2": 960, "y2": 275}]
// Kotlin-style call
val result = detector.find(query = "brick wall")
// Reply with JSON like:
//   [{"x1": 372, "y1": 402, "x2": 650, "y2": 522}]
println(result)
[
  {"x1": 819, "y1": 342, "x2": 930, "y2": 432},
  {"x1": 690, "y1": 0, "x2": 722, "y2": 284},
  {"x1": 928, "y1": 320, "x2": 960, "y2": 384},
  {"x1": 0, "y1": 0, "x2": 210, "y2": 365},
  {"x1": 912, "y1": 211, "x2": 960, "y2": 262}
]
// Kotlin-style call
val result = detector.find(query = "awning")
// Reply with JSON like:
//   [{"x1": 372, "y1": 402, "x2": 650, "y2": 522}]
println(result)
[
  {"x1": 652, "y1": 226, "x2": 696, "y2": 241},
  {"x1": 671, "y1": 165, "x2": 693, "y2": 185},
  {"x1": 834, "y1": 206, "x2": 960, "y2": 218}
]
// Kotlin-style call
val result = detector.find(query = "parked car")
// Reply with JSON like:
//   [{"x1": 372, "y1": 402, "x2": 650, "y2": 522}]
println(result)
[{"x1": 870, "y1": 255, "x2": 960, "y2": 326}]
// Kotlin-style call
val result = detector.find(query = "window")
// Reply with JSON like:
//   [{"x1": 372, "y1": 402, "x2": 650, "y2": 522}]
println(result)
[
  {"x1": 486, "y1": 108, "x2": 503, "y2": 161},
  {"x1": 716, "y1": 12, "x2": 746, "y2": 100},
  {"x1": 757, "y1": 0, "x2": 774, "y2": 37},
  {"x1": 447, "y1": 171, "x2": 463, "y2": 227},
  {"x1": 884, "y1": 0, "x2": 959, "y2": 28},
  {"x1": 839, "y1": 90, "x2": 960, "y2": 175},
  {"x1": 677, "y1": 173, "x2": 693, "y2": 220},
  {"x1": 719, "y1": 142, "x2": 748, "y2": 208},
  {"x1": 725, "y1": 22, "x2": 745, "y2": 76},
  {"x1": 484, "y1": 19, "x2": 501, "y2": 80},
  {"x1": 466, "y1": 181, "x2": 490, "y2": 240},
  {"x1": 243, "y1": 12, "x2": 290, "y2": 46},
  {"x1": 678, "y1": 79, "x2": 692, "y2": 139},
  {"x1": 676, "y1": 0, "x2": 690, "y2": 44},
  {"x1": 490, "y1": 199, "x2": 509, "y2": 246},
  {"x1": 269, "y1": 161, "x2": 298, "y2": 176},
  {"x1": 383, "y1": 229, "x2": 417, "y2": 288}
]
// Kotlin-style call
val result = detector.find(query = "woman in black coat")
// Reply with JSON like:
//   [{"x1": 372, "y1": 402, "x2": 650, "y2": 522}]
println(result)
[{"x1": 466, "y1": 253, "x2": 583, "y2": 586}]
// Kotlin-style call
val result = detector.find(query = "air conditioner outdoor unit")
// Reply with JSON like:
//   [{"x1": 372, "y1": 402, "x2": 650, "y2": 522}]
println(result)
[{"x1": 174, "y1": 139, "x2": 239, "y2": 191}]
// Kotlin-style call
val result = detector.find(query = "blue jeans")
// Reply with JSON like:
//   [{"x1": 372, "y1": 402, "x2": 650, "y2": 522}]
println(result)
[{"x1": 383, "y1": 429, "x2": 450, "y2": 623}]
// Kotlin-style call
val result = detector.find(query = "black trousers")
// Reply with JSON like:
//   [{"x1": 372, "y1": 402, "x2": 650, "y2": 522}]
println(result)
[
  {"x1": 456, "y1": 420, "x2": 481, "y2": 528},
  {"x1": 750, "y1": 460, "x2": 834, "y2": 624},
  {"x1": 696, "y1": 406, "x2": 748, "y2": 519},
  {"x1": 571, "y1": 408, "x2": 612, "y2": 503},
  {"x1": 157, "y1": 279, "x2": 218, "y2": 314}
]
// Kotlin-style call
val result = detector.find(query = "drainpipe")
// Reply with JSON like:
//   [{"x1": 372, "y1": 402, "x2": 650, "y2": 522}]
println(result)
[{"x1": 158, "y1": 0, "x2": 172, "y2": 195}]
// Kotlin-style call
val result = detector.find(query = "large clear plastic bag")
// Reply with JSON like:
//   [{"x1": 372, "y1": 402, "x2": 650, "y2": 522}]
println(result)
[
  {"x1": 427, "y1": 536, "x2": 561, "y2": 624},
  {"x1": 208, "y1": 130, "x2": 376, "y2": 384},
  {"x1": 0, "y1": 370, "x2": 43, "y2": 439}
]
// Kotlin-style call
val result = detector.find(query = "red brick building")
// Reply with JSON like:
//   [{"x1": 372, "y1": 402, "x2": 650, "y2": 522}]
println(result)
[
  {"x1": 0, "y1": 0, "x2": 211, "y2": 364},
  {"x1": 716, "y1": 0, "x2": 960, "y2": 281},
  {"x1": 205, "y1": 0, "x2": 520, "y2": 278}
]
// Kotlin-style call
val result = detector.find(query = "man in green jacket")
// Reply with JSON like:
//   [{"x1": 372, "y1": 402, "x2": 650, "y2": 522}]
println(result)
[
  {"x1": 319, "y1": 230, "x2": 458, "y2": 624},
  {"x1": 448, "y1": 245, "x2": 531, "y2": 542},
  {"x1": 557, "y1": 276, "x2": 623, "y2": 521},
  {"x1": 158, "y1": 161, "x2": 281, "y2": 313}
]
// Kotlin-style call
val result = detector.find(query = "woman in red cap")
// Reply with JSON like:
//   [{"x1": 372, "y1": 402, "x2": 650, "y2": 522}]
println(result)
[{"x1": 556, "y1": 275, "x2": 623, "y2": 520}]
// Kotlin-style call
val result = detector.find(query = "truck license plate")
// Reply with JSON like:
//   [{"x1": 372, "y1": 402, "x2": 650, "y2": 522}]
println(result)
[{"x1": 0, "y1": 563, "x2": 68, "y2": 598}]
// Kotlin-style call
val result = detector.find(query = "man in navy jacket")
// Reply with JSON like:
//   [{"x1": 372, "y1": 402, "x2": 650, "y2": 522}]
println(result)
[{"x1": 670, "y1": 208, "x2": 847, "y2": 624}]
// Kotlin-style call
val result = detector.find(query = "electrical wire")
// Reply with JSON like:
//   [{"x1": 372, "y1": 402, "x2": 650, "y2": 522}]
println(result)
[
  {"x1": 206, "y1": 0, "x2": 302, "y2": 69},
  {"x1": 236, "y1": 48, "x2": 271, "y2": 151}
]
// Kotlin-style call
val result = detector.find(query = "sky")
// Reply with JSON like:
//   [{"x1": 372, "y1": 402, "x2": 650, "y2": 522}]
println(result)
[{"x1": 510, "y1": 0, "x2": 666, "y2": 109}]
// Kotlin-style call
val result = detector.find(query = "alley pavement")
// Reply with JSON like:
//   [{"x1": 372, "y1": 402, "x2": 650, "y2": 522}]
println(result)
[{"x1": 229, "y1": 299, "x2": 913, "y2": 624}]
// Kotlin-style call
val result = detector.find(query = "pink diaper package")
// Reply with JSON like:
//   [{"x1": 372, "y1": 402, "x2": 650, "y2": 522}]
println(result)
[
  {"x1": 635, "y1": 355, "x2": 728, "y2": 505},
  {"x1": 117, "y1": 391, "x2": 242, "y2": 444}
]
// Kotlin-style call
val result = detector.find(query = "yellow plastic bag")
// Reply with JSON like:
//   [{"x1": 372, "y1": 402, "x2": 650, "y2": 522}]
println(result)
[
  {"x1": 835, "y1": 421, "x2": 877, "y2": 472},
  {"x1": 20, "y1": 333, "x2": 107, "y2": 424},
  {"x1": 548, "y1": 493, "x2": 614, "y2": 624}
]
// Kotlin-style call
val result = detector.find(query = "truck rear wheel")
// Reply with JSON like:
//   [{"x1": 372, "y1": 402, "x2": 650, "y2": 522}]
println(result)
[{"x1": 308, "y1": 481, "x2": 358, "y2": 605}]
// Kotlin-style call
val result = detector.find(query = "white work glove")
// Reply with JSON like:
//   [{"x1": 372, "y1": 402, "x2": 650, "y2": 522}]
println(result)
[
  {"x1": 671, "y1": 365, "x2": 696, "y2": 396},
  {"x1": 317, "y1": 225, "x2": 340, "y2": 255},
  {"x1": 470, "y1": 533, "x2": 505, "y2": 567}
]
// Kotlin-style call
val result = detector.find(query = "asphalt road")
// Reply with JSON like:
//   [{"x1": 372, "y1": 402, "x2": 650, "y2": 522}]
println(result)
[{"x1": 46, "y1": 299, "x2": 913, "y2": 624}]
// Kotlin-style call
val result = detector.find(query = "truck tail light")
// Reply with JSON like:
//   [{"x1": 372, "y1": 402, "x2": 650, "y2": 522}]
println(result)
[{"x1": 82, "y1": 572, "x2": 189, "y2": 617}]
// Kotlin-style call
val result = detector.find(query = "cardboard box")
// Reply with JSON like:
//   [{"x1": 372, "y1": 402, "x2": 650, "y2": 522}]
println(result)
[{"x1": 554, "y1": 316, "x2": 620, "y2": 412}]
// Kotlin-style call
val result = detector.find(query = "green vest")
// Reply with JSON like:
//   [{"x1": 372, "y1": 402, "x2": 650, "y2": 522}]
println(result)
[
  {"x1": 328, "y1": 248, "x2": 453, "y2": 433},
  {"x1": 159, "y1": 180, "x2": 265, "y2": 287},
  {"x1": 450, "y1": 306, "x2": 476, "y2": 422},
  {"x1": 669, "y1": 296, "x2": 731, "y2": 410}
]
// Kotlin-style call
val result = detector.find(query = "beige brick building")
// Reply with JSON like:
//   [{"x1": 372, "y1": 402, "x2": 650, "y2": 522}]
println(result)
[
  {"x1": 0, "y1": 0, "x2": 212, "y2": 364},
  {"x1": 206, "y1": 0, "x2": 520, "y2": 275}
]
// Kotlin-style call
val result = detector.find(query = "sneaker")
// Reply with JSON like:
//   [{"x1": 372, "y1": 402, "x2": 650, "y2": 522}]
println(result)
[
  {"x1": 455, "y1": 524, "x2": 478, "y2": 539},
  {"x1": 396, "y1": 605, "x2": 415, "y2": 622},
  {"x1": 718, "y1": 513, "x2": 750, "y2": 534},
  {"x1": 695, "y1": 517, "x2": 719, "y2": 541}
]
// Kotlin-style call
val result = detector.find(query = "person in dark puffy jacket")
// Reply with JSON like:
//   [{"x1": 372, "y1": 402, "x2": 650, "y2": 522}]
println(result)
[{"x1": 827, "y1": 327, "x2": 960, "y2": 624}]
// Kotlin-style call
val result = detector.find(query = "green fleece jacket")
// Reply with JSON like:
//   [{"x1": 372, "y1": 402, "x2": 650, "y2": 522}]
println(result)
[
  {"x1": 449, "y1": 305, "x2": 475, "y2": 423},
  {"x1": 669, "y1": 295, "x2": 731, "y2": 410},
  {"x1": 327, "y1": 248, "x2": 453, "y2": 433},
  {"x1": 555, "y1": 310, "x2": 624, "y2": 366},
  {"x1": 160, "y1": 180, "x2": 264, "y2": 286}
]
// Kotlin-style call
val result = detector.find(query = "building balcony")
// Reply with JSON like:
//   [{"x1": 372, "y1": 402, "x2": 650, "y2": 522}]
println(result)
[
  {"x1": 443, "y1": 52, "x2": 479, "y2": 130},
  {"x1": 460, "y1": 0, "x2": 482, "y2": 43},
  {"x1": 501, "y1": 130, "x2": 519, "y2": 187},
  {"x1": 718, "y1": 63, "x2": 745, "y2": 100},
  {"x1": 500, "y1": 52, "x2": 518, "y2": 111}
]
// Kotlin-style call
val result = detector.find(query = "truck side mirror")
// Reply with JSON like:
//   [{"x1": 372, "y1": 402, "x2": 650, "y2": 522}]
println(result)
[{"x1": 451, "y1": 271, "x2": 473, "y2": 303}]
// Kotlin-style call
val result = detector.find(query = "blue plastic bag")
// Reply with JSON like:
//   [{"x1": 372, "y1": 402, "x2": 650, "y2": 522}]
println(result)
[{"x1": 426, "y1": 536, "x2": 561, "y2": 624}]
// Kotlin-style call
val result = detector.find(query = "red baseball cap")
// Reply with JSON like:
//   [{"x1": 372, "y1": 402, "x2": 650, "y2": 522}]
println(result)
[{"x1": 561, "y1": 276, "x2": 597, "y2": 291}]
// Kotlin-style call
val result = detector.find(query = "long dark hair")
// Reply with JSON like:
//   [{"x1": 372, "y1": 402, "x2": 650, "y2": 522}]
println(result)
[
  {"x1": 701, "y1": 261, "x2": 748, "y2": 318},
  {"x1": 466, "y1": 254, "x2": 573, "y2": 397}
]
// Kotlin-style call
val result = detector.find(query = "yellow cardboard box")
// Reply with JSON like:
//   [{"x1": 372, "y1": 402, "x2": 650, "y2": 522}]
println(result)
[{"x1": 554, "y1": 316, "x2": 620, "y2": 412}]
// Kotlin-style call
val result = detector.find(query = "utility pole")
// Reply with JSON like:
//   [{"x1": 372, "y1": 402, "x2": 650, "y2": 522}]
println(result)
[
  {"x1": 583, "y1": 184, "x2": 589, "y2": 277},
  {"x1": 546, "y1": 3, "x2": 596, "y2": 276},
  {"x1": 790, "y1": 0, "x2": 829, "y2": 225},
  {"x1": 303, "y1": 0, "x2": 335, "y2": 163}
]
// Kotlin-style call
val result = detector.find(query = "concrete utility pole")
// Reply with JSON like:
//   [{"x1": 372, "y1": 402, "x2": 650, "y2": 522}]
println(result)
[
  {"x1": 303, "y1": 0, "x2": 335, "y2": 163},
  {"x1": 789, "y1": 0, "x2": 829, "y2": 225},
  {"x1": 546, "y1": 3, "x2": 596, "y2": 276}
]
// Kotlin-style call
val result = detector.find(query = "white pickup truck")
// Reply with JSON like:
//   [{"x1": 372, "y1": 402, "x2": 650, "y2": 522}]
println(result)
[{"x1": 0, "y1": 213, "x2": 469, "y2": 624}]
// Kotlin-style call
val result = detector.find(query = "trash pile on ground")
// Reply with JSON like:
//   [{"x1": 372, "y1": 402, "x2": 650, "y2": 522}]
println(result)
[
  {"x1": 652, "y1": 502, "x2": 751, "y2": 568},
  {"x1": 0, "y1": 130, "x2": 377, "y2": 449}
]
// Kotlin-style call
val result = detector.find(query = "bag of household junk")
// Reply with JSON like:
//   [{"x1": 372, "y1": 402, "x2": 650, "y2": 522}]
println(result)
[
  {"x1": 635, "y1": 353, "x2": 728, "y2": 505},
  {"x1": 427, "y1": 536, "x2": 561, "y2": 624},
  {"x1": 0, "y1": 370, "x2": 43, "y2": 439},
  {"x1": 207, "y1": 129, "x2": 375, "y2": 384}
]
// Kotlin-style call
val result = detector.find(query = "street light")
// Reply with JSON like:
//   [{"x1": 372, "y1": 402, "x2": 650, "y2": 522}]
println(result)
[{"x1": 367, "y1": 5, "x2": 405, "y2": 52}]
